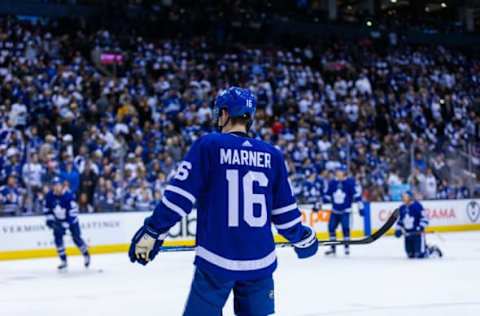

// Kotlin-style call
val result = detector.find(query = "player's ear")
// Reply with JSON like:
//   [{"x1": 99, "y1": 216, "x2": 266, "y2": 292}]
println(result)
[
  {"x1": 220, "y1": 108, "x2": 229, "y2": 122},
  {"x1": 221, "y1": 108, "x2": 228, "y2": 117}
]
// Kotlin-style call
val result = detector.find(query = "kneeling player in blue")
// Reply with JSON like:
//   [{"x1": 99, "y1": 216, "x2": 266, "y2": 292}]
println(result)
[
  {"x1": 394, "y1": 191, "x2": 442, "y2": 259},
  {"x1": 128, "y1": 87, "x2": 318, "y2": 316},
  {"x1": 44, "y1": 178, "x2": 90, "y2": 269},
  {"x1": 322, "y1": 165, "x2": 362, "y2": 256}
]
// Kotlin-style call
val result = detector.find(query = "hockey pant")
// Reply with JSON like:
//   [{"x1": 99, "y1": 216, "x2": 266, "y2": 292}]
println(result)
[
  {"x1": 328, "y1": 212, "x2": 351, "y2": 250},
  {"x1": 183, "y1": 267, "x2": 274, "y2": 316},
  {"x1": 53, "y1": 221, "x2": 88, "y2": 261}
]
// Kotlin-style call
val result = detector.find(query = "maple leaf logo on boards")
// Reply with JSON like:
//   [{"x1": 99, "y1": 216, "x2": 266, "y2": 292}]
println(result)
[{"x1": 466, "y1": 201, "x2": 480, "y2": 223}]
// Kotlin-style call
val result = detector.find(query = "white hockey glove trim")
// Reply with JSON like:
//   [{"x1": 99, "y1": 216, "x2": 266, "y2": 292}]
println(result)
[{"x1": 135, "y1": 231, "x2": 167, "y2": 262}]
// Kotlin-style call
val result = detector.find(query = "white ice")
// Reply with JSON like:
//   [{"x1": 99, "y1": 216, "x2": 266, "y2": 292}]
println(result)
[{"x1": 1, "y1": 232, "x2": 480, "y2": 316}]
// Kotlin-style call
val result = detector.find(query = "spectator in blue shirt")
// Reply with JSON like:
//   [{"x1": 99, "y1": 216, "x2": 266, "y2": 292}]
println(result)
[{"x1": 60, "y1": 161, "x2": 80, "y2": 195}]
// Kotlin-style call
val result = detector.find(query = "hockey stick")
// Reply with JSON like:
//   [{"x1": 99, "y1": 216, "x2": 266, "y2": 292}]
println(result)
[
  {"x1": 318, "y1": 208, "x2": 400, "y2": 246},
  {"x1": 162, "y1": 208, "x2": 401, "y2": 251}
]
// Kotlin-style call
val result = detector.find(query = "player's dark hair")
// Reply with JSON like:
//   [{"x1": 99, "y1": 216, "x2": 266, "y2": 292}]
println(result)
[
  {"x1": 230, "y1": 113, "x2": 250, "y2": 125},
  {"x1": 230, "y1": 113, "x2": 252, "y2": 131}
]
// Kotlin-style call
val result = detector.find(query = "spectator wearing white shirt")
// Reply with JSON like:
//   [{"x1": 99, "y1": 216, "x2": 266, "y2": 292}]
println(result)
[
  {"x1": 125, "y1": 153, "x2": 139, "y2": 180},
  {"x1": 297, "y1": 91, "x2": 311, "y2": 114},
  {"x1": 423, "y1": 168, "x2": 437, "y2": 199},
  {"x1": 52, "y1": 90, "x2": 71, "y2": 109},
  {"x1": 344, "y1": 99, "x2": 359, "y2": 122},
  {"x1": 197, "y1": 102, "x2": 212, "y2": 124},
  {"x1": 355, "y1": 73, "x2": 372, "y2": 95},
  {"x1": 317, "y1": 135, "x2": 331, "y2": 156},
  {"x1": 334, "y1": 76, "x2": 348, "y2": 97},
  {"x1": 22, "y1": 153, "x2": 43, "y2": 192},
  {"x1": 9, "y1": 100, "x2": 27, "y2": 129},
  {"x1": 387, "y1": 169, "x2": 402, "y2": 192},
  {"x1": 154, "y1": 76, "x2": 170, "y2": 94}
]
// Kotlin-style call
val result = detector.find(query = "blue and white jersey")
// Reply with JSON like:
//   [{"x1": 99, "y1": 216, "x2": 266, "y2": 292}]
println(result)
[
  {"x1": 302, "y1": 178, "x2": 323, "y2": 203},
  {"x1": 395, "y1": 200, "x2": 429, "y2": 234},
  {"x1": 43, "y1": 191, "x2": 79, "y2": 224},
  {"x1": 135, "y1": 193, "x2": 153, "y2": 212},
  {"x1": 148, "y1": 132, "x2": 306, "y2": 280},
  {"x1": 123, "y1": 191, "x2": 136, "y2": 211},
  {"x1": 290, "y1": 177, "x2": 303, "y2": 198},
  {"x1": 437, "y1": 185, "x2": 453, "y2": 199},
  {"x1": 323, "y1": 178, "x2": 361, "y2": 213},
  {"x1": 0, "y1": 185, "x2": 23, "y2": 214},
  {"x1": 315, "y1": 177, "x2": 326, "y2": 195},
  {"x1": 455, "y1": 186, "x2": 470, "y2": 199}
]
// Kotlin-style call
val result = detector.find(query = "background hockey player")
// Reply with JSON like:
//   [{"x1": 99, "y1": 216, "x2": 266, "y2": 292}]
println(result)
[
  {"x1": 323, "y1": 165, "x2": 362, "y2": 256},
  {"x1": 302, "y1": 171, "x2": 324, "y2": 205},
  {"x1": 128, "y1": 87, "x2": 318, "y2": 316},
  {"x1": 44, "y1": 178, "x2": 90, "y2": 269},
  {"x1": 394, "y1": 191, "x2": 442, "y2": 258},
  {"x1": 0, "y1": 173, "x2": 24, "y2": 215}
]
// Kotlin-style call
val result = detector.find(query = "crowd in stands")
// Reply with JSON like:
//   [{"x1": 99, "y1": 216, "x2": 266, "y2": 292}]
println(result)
[
  {"x1": 38, "y1": 0, "x2": 475, "y2": 39},
  {"x1": 0, "y1": 15, "x2": 479, "y2": 216}
]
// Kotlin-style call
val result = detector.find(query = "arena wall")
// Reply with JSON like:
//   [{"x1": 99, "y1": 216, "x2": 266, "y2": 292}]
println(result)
[
  {"x1": 1, "y1": 200, "x2": 479, "y2": 260},
  {"x1": 370, "y1": 199, "x2": 480, "y2": 234}
]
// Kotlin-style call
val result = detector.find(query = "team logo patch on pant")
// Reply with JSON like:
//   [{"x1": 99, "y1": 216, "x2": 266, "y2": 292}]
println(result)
[
  {"x1": 466, "y1": 201, "x2": 480, "y2": 223},
  {"x1": 269, "y1": 290, "x2": 274, "y2": 300}
]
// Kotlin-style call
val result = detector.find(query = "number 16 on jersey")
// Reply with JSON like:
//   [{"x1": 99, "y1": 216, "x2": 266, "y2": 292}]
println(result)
[{"x1": 226, "y1": 169, "x2": 268, "y2": 228}]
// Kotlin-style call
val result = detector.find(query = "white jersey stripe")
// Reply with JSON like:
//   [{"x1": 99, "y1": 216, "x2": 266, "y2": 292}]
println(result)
[
  {"x1": 293, "y1": 231, "x2": 316, "y2": 248},
  {"x1": 162, "y1": 196, "x2": 187, "y2": 217},
  {"x1": 196, "y1": 246, "x2": 276, "y2": 271},
  {"x1": 331, "y1": 208, "x2": 352, "y2": 214},
  {"x1": 275, "y1": 216, "x2": 302, "y2": 230},
  {"x1": 272, "y1": 203, "x2": 297, "y2": 215},
  {"x1": 165, "y1": 185, "x2": 196, "y2": 204}
]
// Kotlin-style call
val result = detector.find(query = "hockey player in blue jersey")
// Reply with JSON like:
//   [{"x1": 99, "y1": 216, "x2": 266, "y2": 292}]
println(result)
[
  {"x1": 0, "y1": 173, "x2": 24, "y2": 215},
  {"x1": 394, "y1": 191, "x2": 442, "y2": 258},
  {"x1": 302, "y1": 172, "x2": 324, "y2": 204},
  {"x1": 44, "y1": 178, "x2": 90, "y2": 269},
  {"x1": 322, "y1": 165, "x2": 362, "y2": 256},
  {"x1": 128, "y1": 87, "x2": 318, "y2": 316}
]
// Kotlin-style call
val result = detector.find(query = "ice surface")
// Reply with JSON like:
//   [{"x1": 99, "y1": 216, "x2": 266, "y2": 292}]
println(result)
[{"x1": 1, "y1": 232, "x2": 480, "y2": 316}]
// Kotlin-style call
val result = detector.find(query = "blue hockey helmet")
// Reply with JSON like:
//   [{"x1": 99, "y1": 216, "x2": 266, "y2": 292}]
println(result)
[
  {"x1": 335, "y1": 165, "x2": 347, "y2": 172},
  {"x1": 52, "y1": 177, "x2": 62, "y2": 185},
  {"x1": 213, "y1": 87, "x2": 256, "y2": 131},
  {"x1": 403, "y1": 190, "x2": 414, "y2": 198}
]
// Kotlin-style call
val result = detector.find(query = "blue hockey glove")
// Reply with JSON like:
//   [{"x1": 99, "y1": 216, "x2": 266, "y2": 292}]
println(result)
[
  {"x1": 49, "y1": 220, "x2": 65, "y2": 233},
  {"x1": 356, "y1": 202, "x2": 365, "y2": 217},
  {"x1": 293, "y1": 226, "x2": 318, "y2": 259},
  {"x1": 46, "y1": 219, "x2": 55, "y2": 229},
  {"x1": 129, "y1": 217, "x2": 166, "y2": 265},
  {"x1": 311, "y1": 202, "x2": 322, "y2": 212},
  {"x1": 416, "y1": 226, "x2": 424, "y2": 232},
  {"x1": 394, "y1": 229, "x2": 402, "y2": 238},
  {"x1": 359, "y1": 207, "x2": 365, "y2": 217}
]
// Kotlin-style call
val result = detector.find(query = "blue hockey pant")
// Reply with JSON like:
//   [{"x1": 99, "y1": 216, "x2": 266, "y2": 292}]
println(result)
[
  {"x1": 53, "y1": 221, "x2": 88, "y2": 261},
  {"x1": 328, "y1": 212, "x2": 351, "y2": 250},
  {"x1": 183, "y1": 267, "x2": 274, "y2": 316},
  {"x1": 405, "y1": 233, "x2": 428, "y2": 258}
]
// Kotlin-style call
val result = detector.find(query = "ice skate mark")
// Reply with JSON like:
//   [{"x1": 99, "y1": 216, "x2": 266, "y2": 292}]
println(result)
[
  {"x1": 57, "y1": 268, "x2": 103, "y2": 278},
  {"x1": 5, "y1": 275, "x2": 36, "y2": 281}
]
